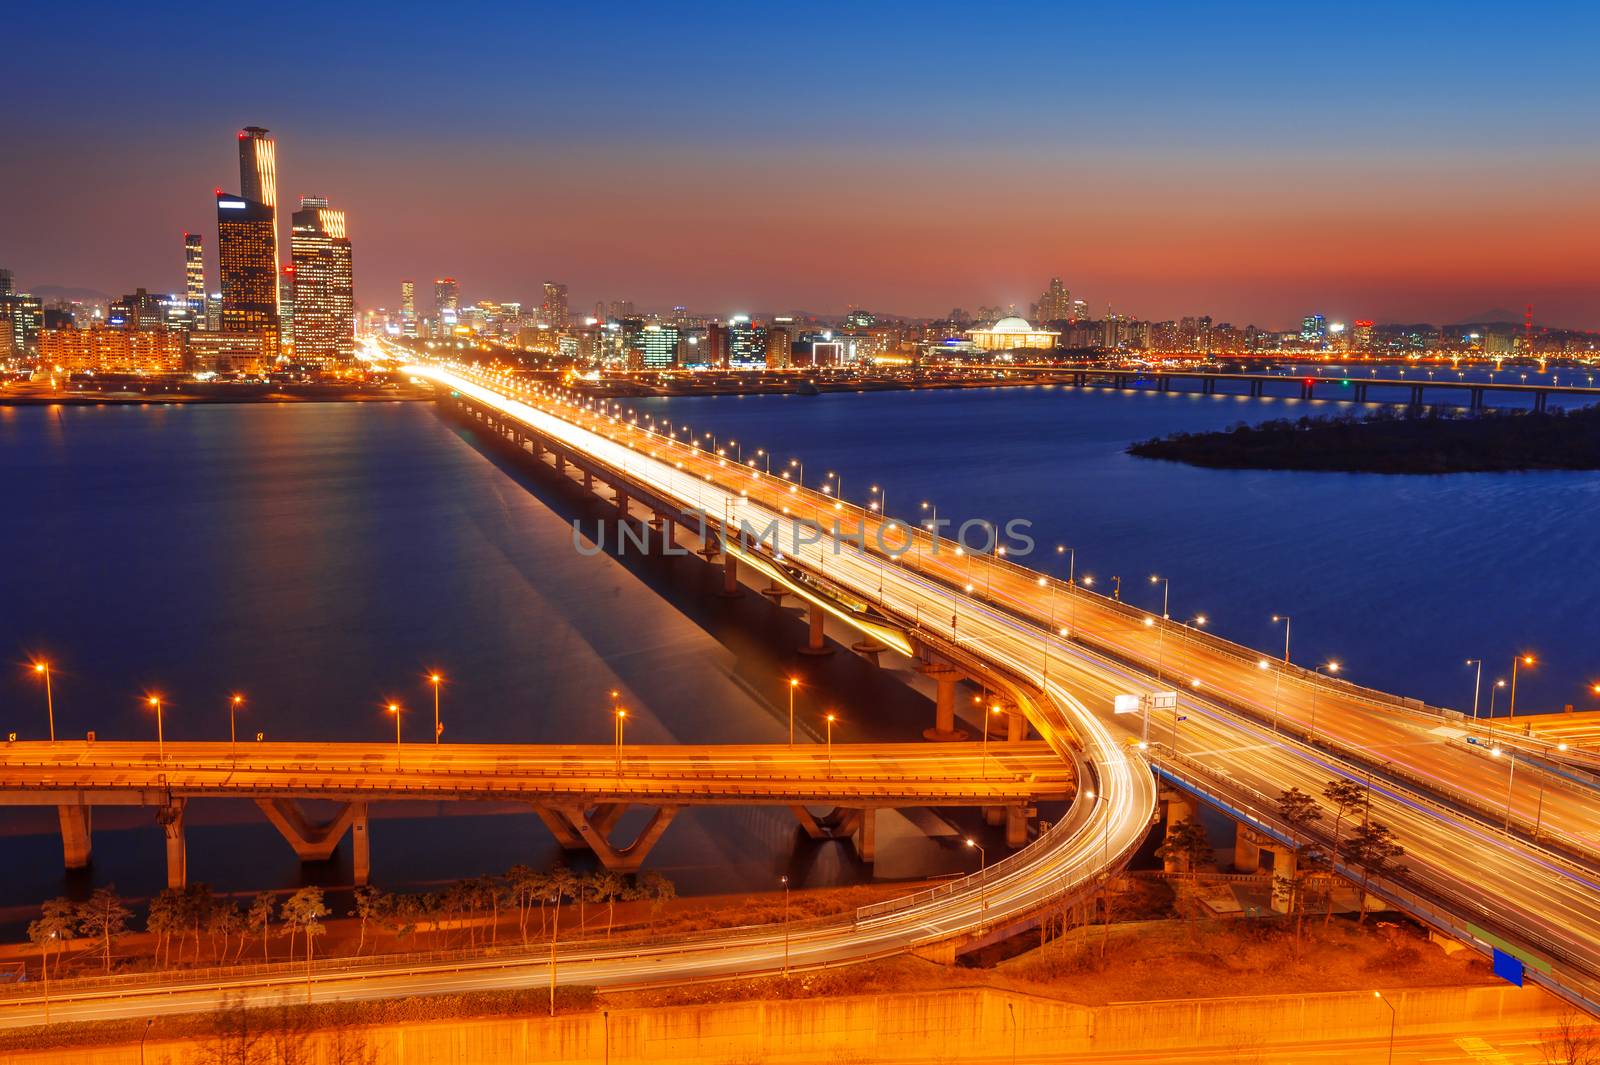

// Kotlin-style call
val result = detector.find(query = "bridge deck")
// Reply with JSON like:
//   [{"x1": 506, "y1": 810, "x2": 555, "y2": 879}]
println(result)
[{"x1": 0, "y1": 740, "x2": 1071, "y2": 805}]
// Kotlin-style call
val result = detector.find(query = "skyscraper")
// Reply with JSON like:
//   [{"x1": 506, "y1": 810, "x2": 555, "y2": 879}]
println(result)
[
  {"x1": 541, "y1": 281, "x2": 569, "y2": 329},
  {"x1": 434, "y1": 278, "x2": 459, "y2": 335},
  {"x1": 237, "y1": 127, "x2": 280, "y2": 318},
  {"x1": 184, "y1": 233, "x2": 206, "y2": 310},
  {"x1": 216, "y1": 190, "x2": 280, "y2": 346},
  {"x1": 290, "y1": 196, "x2": 355, "y2": 362},
  {"x1": 1037, "y1": 278, "x2": 1072, "y2": 323},
  {"x1": 400, "y1": 280, "x2": 417, "y2": 337}
]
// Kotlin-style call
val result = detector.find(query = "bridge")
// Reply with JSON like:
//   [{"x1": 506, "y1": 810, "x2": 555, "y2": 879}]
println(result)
[
  {"x1": 1003, "y1": 365, "x2": 1600, "y2": 411},
  {"x1": 417, "y1": 360, "x2": 1600, "y2": 1012},
  {"x1": 10, "y1": 740, "x2": 1070, "y2": 883}
]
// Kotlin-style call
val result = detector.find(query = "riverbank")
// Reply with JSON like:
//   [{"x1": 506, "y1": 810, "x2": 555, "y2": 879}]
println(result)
[
  {"x1": 0, "y1": 386, "x2": 434, "y2": 405},
  {"x1": 1128, "y1": 404, "x2": 1600, "y2": 473}
]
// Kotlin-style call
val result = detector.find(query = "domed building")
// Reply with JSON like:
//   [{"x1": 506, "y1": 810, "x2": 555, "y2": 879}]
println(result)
[{"x1": 966, "y1": 315, "x2": 1060, "y2": 352}]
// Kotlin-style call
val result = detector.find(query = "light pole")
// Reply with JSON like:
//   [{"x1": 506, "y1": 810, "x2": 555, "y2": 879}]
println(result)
[
  {"x1": 1489, "y1": 678, "x2": 1506, "y2": 716},
  {"x1": 1508, "y1": 654, "x2": 1534, "y2": 718},
  {"x1": 387, "y1": 702, "x2": 402, "y2": 767},
  {"x1": 1492, "y1": 745, "x2": 1518, "y2": 831},
  {"x1": 614, "y1": 708, "x2": 627, "y2": 776},
  {"x1": 229, "y1": 694, "x2": 244, "y2": 764},
  {"x1": 1143, "y1": 616, "x2": 1167, "y2": 682},
  {"x1": 1309, "y1": 663, "x2": 1340, "y2": 745},
  {"x1": 1271, "y1": 614, "x2": 1292, "y2": 663},
  {"x1": 429, "y1": 672, "x2": 444, "y2": 743},
  {"x1": 780, "y1": 874, "x2": 791, "y2": 975},
  {"x1": 1149, "y1": 574, "x2": 1170, "y2": 618},
  {"x1": 981, "y1": 704, "x2": 1002, "y2": 777},
  {"x1": 147, "y1": 695, "x2": 166, "y2": 767},
  {"x1": 1258, "y1": 659, "x2": 1284, "y2": 732},
  {"x1": 1465, "y1": 659, "x2": 1483, "y2": 719},
  {"x1": 824, "y1": 713, "x2": 837, "y2": 778},
  {"x1": 32, "y1": 661, "x2": 55, "y2": 744},
  {"x1": 787, "y1": 678, "x2": 799, "y2": 747},
  {"x1": 965, "y1": 836, "x2": 987, "y2": 871},
  {"x1": 1374, "y1": 991, "x2": 1395, "y2": 1065}
]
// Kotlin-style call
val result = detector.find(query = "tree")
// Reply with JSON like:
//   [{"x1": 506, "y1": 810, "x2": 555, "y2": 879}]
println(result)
[
  {"x1": 1539, "y1": 1008, "x2": 1600, "y2": 1065},
  {"x1": 574, "y1": 872, "x2": 604, "y2": 936},
  {"x1": 76, "y1": 884, "x2": 133, "y2": 974},
  {"x1": 1322, "y1": 779, "x2": 1368, "y2": 925},
  {"x1": 634, "y1": 870, "x2": 676, "y2": 928},
  {"x1": 349, "y1": 885, "x2": 386, "y2": 955},
  {"x1": 27, "y1": 897, "x2": 75, "y2": 981},
  {"x1": 507, "y1": 864, "x2": 542, "y2": 946},
  {"x1": 592, "y1": 871, "x2": 628, "y2": 939},
  {"x1": 147, "y1": 888, "x2": 185, "y2": 969},
  {"x1": 208, "y1": 900, "x2": 246, "y2": 964},
  {"x1": 279, "y1": 887, "x2": 329, "y2": 968},
  {"x1": 1343, "y1": 820, "x2": 1405, "y2": 924},
  {"x1": 1155, "y1": 819, "x2": 1213, "y2": 880},
  {"x1": 247, "y1": 893, "x2": 275, "y2": 962},
  {"x1": 182, "y1": 883, "x2": 216, "y2": 965},
  {"x1": 383, "y1": 892, "x2": 422, "y2": 948},
  {"x1": 544, "y1": 866, "x2": 577, "y2": 945},
  {"x1": 1275, "y1": 788, "x2": 1325, "y2": 951}
]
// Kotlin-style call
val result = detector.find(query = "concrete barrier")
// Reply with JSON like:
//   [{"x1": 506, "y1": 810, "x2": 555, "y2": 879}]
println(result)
[{"x1": 0, "y1": 982, "x2": 1558, "y2": 1065}]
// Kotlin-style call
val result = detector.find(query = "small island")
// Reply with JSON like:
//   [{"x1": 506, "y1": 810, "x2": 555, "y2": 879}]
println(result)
[{"x1": 1128, "y1": 404, "x2": 1600, "y2": 473}]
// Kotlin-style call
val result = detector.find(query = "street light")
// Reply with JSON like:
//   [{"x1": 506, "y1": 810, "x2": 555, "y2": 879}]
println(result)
[
  {"x1": 1374, "y1": 991, "x2": 1396, "y2": 1065},
  {"x1": 1309, "y1": 662, "x2": 1340, "y2": 745},
  {"x1": 1508, "y1": 654, "x2": 1535, "y2": 718},
  {"x1": 787, "y1": 677, "x2": 800, "y2": 747},
  {"x1": 780, "y1": 874, "x2": 791, "y2": 975},
  {"x1": 1270, "y1": 614, "x2": 1292, "y2": 664},
  {"x1": 147, "y1": 695, "x2": 166, "y2": 767},
  {"x1": 429, "y1": 672, "x2": 444, "y2": 744},
  {"x1": 1465, "y1": 659, "x2": 1483, "y2": 719},
  {"x1": 824, "y1": 713, "x2": 837, "y2": 778},
  {"x1": 981, "y1": 703, "x2": 1004, "y2": 777},
  {"x1": 229, "y1": 694, "x2": 244, "y2": 763},
  {"x1": 1488, "y1": 678, "x2": 1507, "y2": 716},
  {"x1": 1257, "y1": 659, "x2": 1284, "y2": 732},
  {"x1": 965, "y1": 836, "x2": 987, "y2": 871},
  {"x1": 386, "y1": 702, "x2": 402, "y2": 766},
  {"x1": 1149, "y1": 574, "x2": 1170, "y2": 618},
  {"x1": 32, "y1": 661, "x2": 55, "y2": 744},
  {"x1": 614, "y1": 707, "x2": 627, "y2": 776}
]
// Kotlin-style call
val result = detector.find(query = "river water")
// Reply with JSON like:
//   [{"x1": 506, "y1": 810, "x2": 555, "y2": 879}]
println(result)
[{"x1": 0, "y1": 381, "x2": 1595, "y2": 911}]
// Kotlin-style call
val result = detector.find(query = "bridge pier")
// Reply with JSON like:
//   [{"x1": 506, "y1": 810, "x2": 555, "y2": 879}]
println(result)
[
  {"x1": 799, "y1": 601, "x2": 833, "y2": 655},
  {"x1": 550, "y1": 802, "x2": 681, "y2": 873},
  {"x1": 255, "y1": 799, "x2": 370, "y2": 883},
  {"x1": 1470, "y1": 386, "x2": 1485, "y2": 410},
  {"x1": 719, "y1": 554, "x2": 740, "y2": 597},
  {"x1": 1233, "y1": 823, "x2": 1267, "y2": 873},
  {"x1": 1005, "y1": 805, "x2": 1028, "y2": 848},
  {"x1": 1249, "y1": 379, "x2": 1264, "y2": 398},
  {"x1": 615, "y1": 490, "x2": 630, "y2": 521},
  {"x1": 1159, "y1": 788, "x2": 1195, "y2": 874},
  {"x1": 922, "y1": 667, "x2": 969, "y2": 741},
  {"x1": 1409, "y1": 384, "x2": 1424, "y2": 406},
  {"x1": 159, "y1": 800, "x2": 187, "y2": 889},
  {"x1": 533, "y1": 805, "x2": 587, "y2": 851},
  {"x1": 1352, "y1": 382, "x2": 1368, "y2": 402},
  {"x1": 555, "y1": 453, "x2": 567, "y2": 474},
  {"x1": 582, "y1": 469, "x2": 594, "y2": 491},
  {"x1": 790, "y1": 806, "x2": 876, "y2": 863},
  {"x1": 1535, "y1": 391, "x2": 1549, "y2": 413},
  {"x1": 58, "y1": 804, "x2": 91, "y2": 869},
  {"x1": 1300, "y1": 381, "x2": 1314, "y2": 401}
]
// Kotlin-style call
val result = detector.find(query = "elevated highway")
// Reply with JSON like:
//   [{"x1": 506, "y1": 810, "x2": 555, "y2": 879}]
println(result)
[
  {"x1": 415, "y1": 360, "x2": 1600, "y2": 1013},
  {"x1": 10, "y1": 739, "x2": 1070, "y2": 881}
]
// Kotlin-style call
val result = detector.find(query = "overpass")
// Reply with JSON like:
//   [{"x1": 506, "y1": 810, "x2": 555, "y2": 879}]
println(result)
[
  {"x1": 415, "y1": 359, "x2": 1600, "y2": 1013},
  {"x1": 9, "y1": 740, "x2": 1070, "y2": 883}
]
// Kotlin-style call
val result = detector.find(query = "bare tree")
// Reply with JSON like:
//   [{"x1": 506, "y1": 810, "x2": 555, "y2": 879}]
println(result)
[
  {"x1": 349, "y1": 886, "x2": 386, "y2": 955},
  {"x1": 1540, "y1": 1008, "x2": 1600, "y2": 1065},
  {"x1": 77, "y1": 884, "x2": 133, "y2": 974},
  {"x1": 247, "y1": 893, "x2": 275, "y2": 963}
]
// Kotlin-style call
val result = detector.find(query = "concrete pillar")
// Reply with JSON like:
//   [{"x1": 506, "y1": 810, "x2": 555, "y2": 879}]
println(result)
[
  {"x1": 984, "y1": 806, "x2": 1005, "y2": 827},
  {"x1": 58, "y1": 805, "x2": 91, "y2": 869},
  {"x1": 350, "y1": 803, "x2": 370, "y2": 886},
  {"x1": 1161, "y1": 790, "x2": 1194, "y2": 874},
  {"x1": 1270, "y1": 848, "x2": 1297, "y2": 913},
  {"x1": 855, "y1": 808, "x2": 876, "y2": 864},
  {"x1": 159, "y1": 800, "x2": 187, "y2": 889},
  {"x1": 555, "y1": 453, "x2": 567, "y2": 474},
  {"x1": 924, "y1": 674, "x2": 967, "y2": 741},
  {"x1": 616, "y1": 492, "x2": 630, "y2": 521},
  {"x1": 583, "y1": 470, "x2": 594, "y2": 491},
  {"x1": 1233, "y1": 824, "x2": 1263, "y2": 874},
  {"x1": 1006, "y1": 711, "x2": 1026, "y2": 743},
  {"x1": 1005, "y1": 805, "x2": 1028, "y2": 848},
  {"x1": 720, "y1": 554, "x2": 740, "y2": 597},
  {"x1": 800, "y1": 601, "x2": 832, "y2": 655},
  {"x1": 661, "y1": 517, "x2": 676, "y2": 554}
]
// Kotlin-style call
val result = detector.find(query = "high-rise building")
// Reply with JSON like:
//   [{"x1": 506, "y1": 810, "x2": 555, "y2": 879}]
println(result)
[
  {"x1": 434, "y1": 278, "x2": 459, "y2": 335},
  {"x1": 541, "y1": 282, "x2": 569, "y2": 329},
  {"x1": 184, "y1": 233, "x2": 206, "y2": 310},
  {"x1": 765, "y1": 325, "x2": 793, "y2": 369},
  {"x1": 290, "y1": 196, "x2": 355, "y2": 362},
  {"x1": 0, "y1": 268, "x2": 12, "y2": 296},
  {"x1": 216, "y1": 190, "x2": 280, "y2": 349},
  {"x1": 279, "y1": 265, "x2": 296, "y2": 347},
  {"x1": 400, "y1": 280, "x2": 417, "y2": 337},
  {"x1": 236, "y1": 127, "x2": 280, "y2": 318},
  {"x1": 1037, "y1": 278, "x2": 1072, "y2": 323},
  {"x1": 1300, "y1": 314, "x2": 1326, "y2": 346},
  {"x1": 628, "y1": 322, "x2": 679, "y2": 369},
  {"x1": 704, "y1": 322, "x2": 729, "y2": 367},
  {"x1": 729, "y1": 317, "x2": 765, "y2": 364}
]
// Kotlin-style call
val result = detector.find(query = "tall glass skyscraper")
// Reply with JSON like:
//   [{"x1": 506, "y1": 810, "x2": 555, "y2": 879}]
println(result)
[
  {"x1": 216, "y1": 191, "x2": 280, "y2": 346},
  {"x1": 290, "y1": 196, "x2": 354, "y2": 363}
]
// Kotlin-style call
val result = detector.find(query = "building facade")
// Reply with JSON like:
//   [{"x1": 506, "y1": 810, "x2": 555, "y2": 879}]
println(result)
[
  {"x1": 216, "y1": 191, "x2": 280, "y2": 350},
  {"x1": 290, "y1": 197, "x2": 355, "y2": 362}
]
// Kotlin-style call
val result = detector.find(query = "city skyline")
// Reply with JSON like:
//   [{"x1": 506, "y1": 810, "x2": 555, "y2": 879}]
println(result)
[{"x1": 4, "y1": 3, "x2": 1600, "y2": 329}]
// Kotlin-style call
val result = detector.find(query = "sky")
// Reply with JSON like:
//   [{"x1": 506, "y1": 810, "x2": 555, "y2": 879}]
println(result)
[{"x1": 4, "y1": 0, "x2": 1599, "y2": 329}]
